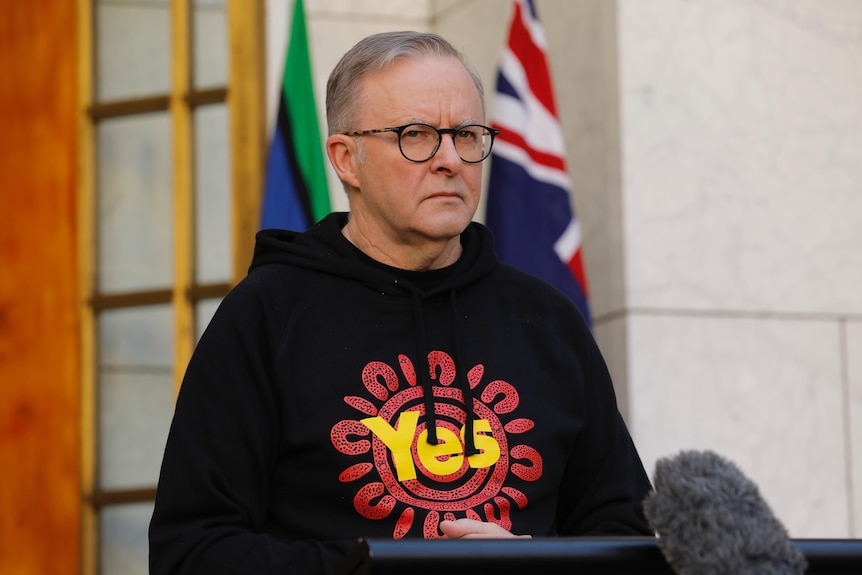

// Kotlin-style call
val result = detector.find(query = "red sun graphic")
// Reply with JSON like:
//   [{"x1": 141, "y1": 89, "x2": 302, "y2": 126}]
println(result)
[{"x1": 330, "y1": 351, "x2": 543, "y2": 539}]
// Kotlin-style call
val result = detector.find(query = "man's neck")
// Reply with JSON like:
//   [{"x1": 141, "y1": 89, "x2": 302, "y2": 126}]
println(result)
[{"x1": 341, "y1": 218, "x2": 462, "y2": 271}]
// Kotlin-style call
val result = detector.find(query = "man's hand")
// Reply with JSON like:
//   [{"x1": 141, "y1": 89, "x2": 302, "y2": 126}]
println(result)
[{"x1": 439, "y1": 518, "x2": 532, "y2": 539}]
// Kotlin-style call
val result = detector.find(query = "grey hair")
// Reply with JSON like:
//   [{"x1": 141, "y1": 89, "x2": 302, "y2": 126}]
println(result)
[{"x1": 325, "y1": 31, "x2": 485, "y2": 135}]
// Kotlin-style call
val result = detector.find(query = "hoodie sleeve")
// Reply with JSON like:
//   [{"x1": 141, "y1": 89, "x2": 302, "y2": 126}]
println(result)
[
  {"x1": 555, "y1": 316, "x2": 654, "y2": 537},
  {"x1": 148, "y1": 276, "x2": 354, "y2": 575}
]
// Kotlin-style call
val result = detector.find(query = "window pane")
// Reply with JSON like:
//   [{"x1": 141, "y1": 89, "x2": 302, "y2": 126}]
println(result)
[
  {"x1": 96, "y1": 0, "x2": 170, "y2": 101},
  {"x1": 98, "y1": 305, "x2": 174, "y2": 490},
  {"x1": 193, "y1": 0, "x2": 228, "y2": 88},
  {"x1": 97, "y1": 112, "x2": 173, "y2": 293},
  {"x1": 195, "y1": 298, "x2": 222, "y2": 341},
  {"x1": 100, "y1": 502, "x2": 153, "y2": 575},
  {"x1": 194, "y1": 104, "x2": 231, "y2": 284}
]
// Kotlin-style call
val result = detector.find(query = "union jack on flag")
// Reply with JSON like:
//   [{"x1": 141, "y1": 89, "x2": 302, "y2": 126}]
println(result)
[{"x1": 486, "y1": 0, "x2": 592, "y2": 326}]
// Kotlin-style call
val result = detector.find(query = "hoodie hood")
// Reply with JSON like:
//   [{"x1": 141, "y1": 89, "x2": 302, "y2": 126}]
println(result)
[{"x1": 250, "y1": 212, "x2": 499, "y2": 454}]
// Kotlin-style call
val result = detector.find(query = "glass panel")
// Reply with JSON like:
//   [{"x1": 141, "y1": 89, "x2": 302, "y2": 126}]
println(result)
[
  {"x1": 97, "y1": 112, "x2": 173, "y2": 293},
  {"x1": 193, "y1": 0, "x2": 228, "y2": 88},
  {"x1": 100, "y1": 502, "x2": 153, "y2": 575},
  {"x1": 194, "y1": 104, "x2": 232, "y2": 284},
  {"x1": 96, "y1": 0, "x2": 170, "y2": 101},
  {"x1": 195, "y1": 298, "x2": 222, "y2": 342},
  {"x1": 98, "y1": 305, "x2": 174, "y2": 490}
]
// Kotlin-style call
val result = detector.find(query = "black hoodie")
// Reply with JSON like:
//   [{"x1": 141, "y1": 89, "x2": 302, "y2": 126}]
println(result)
[{"x1": 149, "y1": 212, "x2": 652, "y2": 575}]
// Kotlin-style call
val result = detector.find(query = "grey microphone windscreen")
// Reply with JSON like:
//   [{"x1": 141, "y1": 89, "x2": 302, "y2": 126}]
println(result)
[{"x1": 643, "y1": 450, "x2": 807, "y2": 575}]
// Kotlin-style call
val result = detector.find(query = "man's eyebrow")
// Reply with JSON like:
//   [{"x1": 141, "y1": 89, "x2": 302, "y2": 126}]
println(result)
[{"x1": 399, "y1": 119, "x2": 484, "y2": 128}]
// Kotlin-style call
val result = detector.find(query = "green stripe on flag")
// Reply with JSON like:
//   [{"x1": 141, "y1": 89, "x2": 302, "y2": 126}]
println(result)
[{"x1": 283, "y1": 0, "x2": 330, "y2": 222}]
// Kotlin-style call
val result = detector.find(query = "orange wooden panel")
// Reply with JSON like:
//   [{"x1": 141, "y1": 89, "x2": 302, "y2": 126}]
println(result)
[{"x1": 0, "y1": 1, "x2": 81, "y2": 573}]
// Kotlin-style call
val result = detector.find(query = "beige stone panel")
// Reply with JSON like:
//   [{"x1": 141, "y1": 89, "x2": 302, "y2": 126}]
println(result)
[
  {"x1": 628, "y1": 312, "x2": 849, "y2": 537},
  {"x1": 618, "y1": 0, "x2": 862, "y2": 314}
]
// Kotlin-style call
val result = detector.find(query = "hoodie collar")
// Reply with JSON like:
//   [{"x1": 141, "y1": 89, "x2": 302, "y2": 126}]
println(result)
[{"x1": 250, "y1": 212, "x2": 498, "y2": 299}]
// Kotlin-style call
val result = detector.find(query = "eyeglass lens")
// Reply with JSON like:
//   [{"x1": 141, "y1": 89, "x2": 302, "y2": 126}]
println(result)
[{"x1": 399, "y1": 124, "x2": 493, "y2": 163}]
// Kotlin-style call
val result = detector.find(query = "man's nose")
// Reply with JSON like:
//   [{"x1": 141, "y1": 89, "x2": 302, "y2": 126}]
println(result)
[{"x1": 431, "y1": 133, "x2": 463, "y2": 169}]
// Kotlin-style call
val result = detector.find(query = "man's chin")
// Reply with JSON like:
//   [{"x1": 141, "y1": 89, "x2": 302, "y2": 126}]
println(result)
[{"x1": 420, "y1": 213, "x2": 473, "y2": 240}]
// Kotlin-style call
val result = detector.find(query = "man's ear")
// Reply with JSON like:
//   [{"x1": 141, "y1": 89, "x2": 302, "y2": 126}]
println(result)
[{"x1": 326, "y1": 134, "x2": 361, "y2": 189}]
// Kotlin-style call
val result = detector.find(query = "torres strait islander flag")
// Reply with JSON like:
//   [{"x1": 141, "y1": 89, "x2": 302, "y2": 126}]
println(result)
[
  {"x1": 261, "y1": 0, "x2": 330, "y2": 231},
  {"x1": 486, "y1": 0, "x2": 592, "y2": 326}
]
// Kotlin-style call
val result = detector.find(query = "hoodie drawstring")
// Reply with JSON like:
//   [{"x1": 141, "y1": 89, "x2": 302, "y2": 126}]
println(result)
[
  {"x1": 411, "y1": 291, "x2": 439, "y2": 446},
  {"x1": 410, "y1": 287, "x2": 479, "y2": 457},
  {"x1": 450, "y1": 290, "x2": 479, "y2": 457}
]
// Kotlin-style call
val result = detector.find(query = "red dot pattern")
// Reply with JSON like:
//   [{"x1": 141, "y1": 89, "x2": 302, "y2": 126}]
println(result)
[
  {"x1": 339, "y1": 462, "x2": 374, "y2": 483},
  {"x1": 481, "y1": 380, "x2": 519, "y2": 414},
  {"x1": 354, "y1": 481, "x2": 396, "y2": 520},
  {"x1": 427, "y1": 351, "x2": 456, "y2": 386},
  {"x1": 330, "y1": 420, "x2": 370, "y2": 455},
  {"x1": 362, "y1": 361, "x2": 398, "y2": 400},
  {"x1": 510, "y1": 445, "x2": 543, "y2": 481},
  {"x1": 344, "y1": 395, "x2": 378, "y2": 416},
  {"x1": 504, "y1": 418, "x2": 535, "y2": 434},
  {"x1": 398, "y1": 354, "x2": 417, "y2": 386},
  {"x1": 393, "y1": 507, "x2": 414, "y2": 539},
  {"x1": 501, "y1": 486, "x2": 528, "y2": 509}
]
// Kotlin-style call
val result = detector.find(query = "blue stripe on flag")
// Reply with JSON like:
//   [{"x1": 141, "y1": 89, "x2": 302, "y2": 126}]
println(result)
[
  {"x1": 486, "y1": 155, "x2": 591, "y2": 322},
  {"x1": 495, "y1": 70, "x2": 518, "y2": 100},
  {"x1": 261, "y1": 116, "x2": 309, "y2": 231}
]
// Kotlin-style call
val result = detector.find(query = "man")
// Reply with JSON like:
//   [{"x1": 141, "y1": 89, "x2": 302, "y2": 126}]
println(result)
[{"x1": 149, "y1": 31, "x2": 652, "y2": 575}]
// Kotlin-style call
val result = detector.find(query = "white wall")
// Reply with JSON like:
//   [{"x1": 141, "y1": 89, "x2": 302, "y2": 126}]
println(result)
[
  {"x1": 285, "y1": 0, "x2": 862, "y2": 537},
  {"x1": 617, "y1": 0, "x2": 862, "y2": 538}
]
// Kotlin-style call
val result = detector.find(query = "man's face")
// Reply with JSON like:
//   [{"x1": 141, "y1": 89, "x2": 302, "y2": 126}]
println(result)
[{"x1": 347, "y1": 55, "x2": 485, "y2": 248}]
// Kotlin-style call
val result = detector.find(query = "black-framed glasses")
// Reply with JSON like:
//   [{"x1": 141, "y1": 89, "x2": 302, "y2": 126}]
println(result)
[{"x1": 343, "y1": 123, "x2": 500, "y2": 163}]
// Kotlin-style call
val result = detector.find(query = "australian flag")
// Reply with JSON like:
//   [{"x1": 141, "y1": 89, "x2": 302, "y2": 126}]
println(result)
[{"x1": 486, "y1": 0, "x2": 592, "y2": 326}]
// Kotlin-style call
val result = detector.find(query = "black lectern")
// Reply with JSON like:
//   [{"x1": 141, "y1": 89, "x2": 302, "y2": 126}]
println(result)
[
  {"x1": 335, "y1": 537, "x2": 862, "y2": 575},
  {"x1": 335, "y1": 537, "x2": 670, "y2": 575}
]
